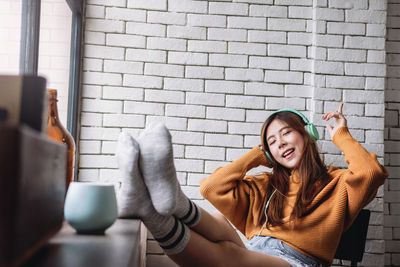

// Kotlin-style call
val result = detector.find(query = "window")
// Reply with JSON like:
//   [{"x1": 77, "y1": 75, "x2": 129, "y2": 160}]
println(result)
[{"x1": 18, "y1": 0, "x2": 83, "y2": 139}]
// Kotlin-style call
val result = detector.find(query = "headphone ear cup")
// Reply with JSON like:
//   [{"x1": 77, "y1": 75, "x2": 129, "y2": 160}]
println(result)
[
  {"x1": 264, "y1": 150, "x2": 274, "y2": 164},
  {"x1": 306, "y1": 123, "x2": 319, "y2": 140}
]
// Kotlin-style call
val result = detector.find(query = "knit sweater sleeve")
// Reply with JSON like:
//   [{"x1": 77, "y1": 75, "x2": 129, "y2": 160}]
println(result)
[
  {"x1": 332, "y1": 126, "x2": 388, "y2": 224},
  {"x1": 200, "y1": 146, "x2": 270, "y2": 233}
]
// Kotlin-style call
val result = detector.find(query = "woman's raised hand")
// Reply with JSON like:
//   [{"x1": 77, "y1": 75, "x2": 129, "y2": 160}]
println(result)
[{"x1": 322, "y1": 103, "x2": 347, "y2": 140}]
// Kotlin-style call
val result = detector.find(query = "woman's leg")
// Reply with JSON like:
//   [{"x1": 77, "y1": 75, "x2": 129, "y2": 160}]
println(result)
[{"x1": 169, "y1": 229, "x2": 291, "y2": 267}]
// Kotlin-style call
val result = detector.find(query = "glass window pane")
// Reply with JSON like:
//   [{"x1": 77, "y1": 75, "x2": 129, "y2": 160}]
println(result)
[
  {"x1": 38, "y1": 0, "x2": 72, "y2": 126},
  {"x1": 0, "y1": 0, "x2": 22, "y2": 74}
]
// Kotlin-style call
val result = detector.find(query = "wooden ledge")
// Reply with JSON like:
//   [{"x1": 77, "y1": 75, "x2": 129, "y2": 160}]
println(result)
[{"x1": 23, "y1": 219, "x2": 147, "y2": 267}]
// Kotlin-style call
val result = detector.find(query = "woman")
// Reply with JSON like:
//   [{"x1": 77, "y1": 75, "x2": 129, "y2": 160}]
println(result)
[{"x1": 116, "y1": 103, "x2": 387, "y2": 267}]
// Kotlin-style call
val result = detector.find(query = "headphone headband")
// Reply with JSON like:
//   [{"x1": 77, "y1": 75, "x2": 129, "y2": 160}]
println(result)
[{"x1": 271, "y1": 108, "x2": 311, "y2": 125}]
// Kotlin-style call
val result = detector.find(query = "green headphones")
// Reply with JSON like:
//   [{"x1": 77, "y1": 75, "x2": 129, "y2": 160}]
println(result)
[{"x1": 261, "y1": 109, "x2": 319, "y2": 163}]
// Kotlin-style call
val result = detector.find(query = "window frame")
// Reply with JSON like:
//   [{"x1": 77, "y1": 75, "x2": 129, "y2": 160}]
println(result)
[{"x1": 19, "y1": 0, "x2": 83, "y2": 140}]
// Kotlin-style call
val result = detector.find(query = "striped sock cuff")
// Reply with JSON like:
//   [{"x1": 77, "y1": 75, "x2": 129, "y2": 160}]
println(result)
[
  {"x1": 156, "y1": 218, "x2": 190, "y2": 255},
  {"x1": 179, "y1": 199, "x2": 202, "y2": 228}
]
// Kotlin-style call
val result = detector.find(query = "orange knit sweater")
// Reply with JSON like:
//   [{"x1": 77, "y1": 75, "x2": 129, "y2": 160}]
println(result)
[{"x1": 200, "y1": 127, "x2": 388, "y2": 266}]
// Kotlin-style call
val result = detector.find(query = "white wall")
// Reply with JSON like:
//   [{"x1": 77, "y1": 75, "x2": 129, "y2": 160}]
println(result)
[{"x1": 80, "y1": 0, "x2": 390, "y2": 265}]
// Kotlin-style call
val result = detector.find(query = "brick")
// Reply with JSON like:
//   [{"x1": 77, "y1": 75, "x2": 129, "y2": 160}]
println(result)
[
  {"x1": 106, "y1": 34, "x2": 145, "y2": 48},
  {"x1": 225, "y1": 68, "x2": 264, "y2": 81},
  {"x1": 166, "y1": 104, "x2": 205, "y2": 118},
  {"x1": 315, "y1": 61, "x2": 344, "y2": 75},
  {"x1": 244, "y1": 135, "x2": 262, "y2": 148},
  {"x1": 146, "y1": 116, "x2": 187, "y2": 130},
  {"x1": 86, "y1": 18, "x2": 124, "y2": 33},
  {"x1": 185, "y1": 66, "x2": 224, "y2": 79},
  {"x1": 147, "y1": 37, "x2": 186, "y2": 51},
  {"x1": 187, "y1": 173, "x2": 206, "y2": 186},
  {"x1": 268, "y1": 44, "x2": 307, "y2": 58},
  {"x1": 285, "y1": 85, "x2": 313, "y2": 97},
  {"x1": 170, "y1": 130, "x2": 204, "y2": 145},
  {"x1": 168, "y1": 0, "x2": 208, "y2": 14},
  {"x1": 326, "y1": 75, "x2": 365, "y2": 89},
  {"x1": 367, "y1": 24, "x2": 386, "y2": 37},
  {"x1": 315, "y1": 8, "x2": 344, "y2": 21},
  {"x1": 383, "y1": 41, "x2": 400, "y2": 53},
  {"x1": 327, "y1": 22, "x2": 365, "y2": 35},
  {"x1": 275, "y1": 0, "x2": 312, "y2": 5},
  {"x1": 366, "y1": 103, "x2": 385, "y2": 117},
  {"x1": 103, "y1": 86, "x2": 143, "y2": 101},
  {"x1": 103, "y1": 113, "x2": 145, "y2": 127},
  {"x1": 346, "y1": 116, "x2": 384, "y2": 130},
  {"x1": 188, "y1": 40, "x2": 227, "y2": 53},
  {"x1": 82, "y1": 85, "x2": 101, "y2": 98},
  {"x1": 264, "y1": 70, "x2": 303, "y2": 84},
  {"x1": 86, "y1": 5, "x2": 105, "y2": 19},
  {"x1": 385, "y1": 141, "x2": 400, "y2": 153},
  {"x1": 290, "y1": 58, "x2": 312, "y2": 72},
  {"x1": 228, "y1": 122, "x2": 262, "y2": 135},
  {"x1": 228, "y1": 42, "x2": 266, "y2": 56},
  {"x1": 314, "y1": 34, "x2": 343, "y2": 48},
  {"x1": 388, "y1": 54, "x2": 400, "y2": 66},
  {"x1": 86, "y1": 0, "x2": 126, "y2": 7},
  {"x1": 327, "y1": 48, "x2": 366, "y2": 62},
  {"x1": 78, "y1": 169, "x2": 99, "y2": 182},
  {"x1": 124, "y1": 101, "x2": 164, "y2": 115},
  {"x1": 205, "y1": 133, "x2": 243, "y2": 148},
  {"x1": 365, "y1": 240, "x2": 385, "y2": 254},
  {"x1": 205, "y1": 80, "x2": 243, "y2": 94},
  {"x1": 126, "y1": 22, "x2": 166, "y2": 37},
  {"x1": 181, "y1": 185, "x2": 203, "y2": 198},
  {"x1": 249, "y1": 5, "x2": 287, "y2": 17},
  {"x1": 174, "y1": 146, "x2": 185, "y2": 159},
  {"x1": 175, "y1": 159, "x2": 204, "y2": 173},
  {"x1": 101, "y1": 141, "x2": 117, "y2": 154},
  {"x1": 386, "y1": 241, "x2": 400, "y2": 253},
  {"x1": 147, "y1": 11, "x2": 186, "y2": 25},
  {"x1": 385, "y1": 110, "x2": 399, "y2": 128},
  {"x1": 344, "y1": 90, "x2": 384, "y2": 104},
  {"x1": 105, "y1": 7, "x2": 146, "y2": 22},
  {"x1": 209, "y1": 54, "x2": 248, "y2": 68},
  {"x1": 168, "y1": 51, "x2": 208, "y2": 65},
  {"x1": 388, "y1": 66, "x2": 400, "y2": 78},
  {"x1": 80, "y1": 126, "x2": 120, "y2": 141},
  {"x1": 84, "y1": 31, "x2": 105, "y2": 45},
  {"x1": 288, "y1": 6, "x2": 312, "y2": 19},
  {"x1": 206, "y1": 107, "x2": 245, "y2": 122},
  {"x1": 186, "y1": 92, "x2": 225, "y2": 106},
  {"x1": 81, "y1": 112, "x2": 103, "y2": 126},
  {"x1": 208, "y1": 28, "x2": 247, "y2": 42},
  {"x1": 344, "y1": 36, "x2": 385, "y2": 50},
  {"x1": 266, "y1": 97, "x2": 305, "y2": 110},
  {"x1": 144, "y1": 63, "x2": 184, "y2": 78},
  {"x1": 367, "y1": 50, "x2": 386, "y2": 63},
  {"x1": 83, "y1": 58, "x2": 102, "y2": 72},
  {"x1": 145, "y1": 89, "x2": 184, "y2": 103},
  {"x1": 346, "y1": 10, "x2": 386, "y2": 24},
  {"x1": 167, "y1": 25, "x2": 206, "y2": 40},
  {"x1": 188, "y1": 119, "x2": 227, "y2": 133},
  {"x1": 185, "y1": 146, "x2": 225, "y2": 160},
  {"x1": 248, "y1": 30, "x2": 286, "y2": 44},
  {"x1": 226, "y1": 95, "x2": 264, "y2": 109},
  {"x1": 226, "y1": 148, "x2": 249, "y2": 161},
  {"x1": 245, "y1": 82, "x2": 284, "y2": 96},
  {"x1": 126, "y1": 48, "x2": 166, "y2": 63},
  {"x1": 249, "y1": 56, "x2": 289, "y2": 70},
  {"x1": 127, "y1": 0, "x2": 167, "y2": 11},
  {"x1": 390, "y1": 128, "x2": 400, "y2": 140},
  {"x1": 104, "y1": 60, "x2": 143, "y2": 74},
  {"x1": 288, "y1": 32, "x2": 313, "y2": 45},
  {"x1": 388, "y1": 29, "x2": 400, "y2": 41},
  {"x1": 205, "y1": 160, "x2": 231, "y2": 174},
  {"x1": 83, "y1": 71, "x2": 122, "y2": 86},
  {"x1": 268, "y1": 18, "x2": 306, "y2": 32},
  {"x1": 79, "y1": 155, "x2": 116, "y2": 168},
  {"x1": 188, "y1": 14, "x2": 226, "y2": 28},
  {"x1": 328, "y1": 0, "x2": 368, "y2": 9},
  {"x1": 345, "y1": 63, "x2": 386, "y2": 77},
  {"x1": 123, "y1": 74, "x2": 162, "y2": 88},
  {"x1": 164, "y1": 78, "x2": 204, "y2": 92},
  {"x1": 228, "y1": 17, "x2": 266, "y2": 30},
  {"x1": 209, "y1": 2, "x2": 248, "y2": 16},
  {"x1": 85, "y1": 44, "x2": 124, "y2": 60}
]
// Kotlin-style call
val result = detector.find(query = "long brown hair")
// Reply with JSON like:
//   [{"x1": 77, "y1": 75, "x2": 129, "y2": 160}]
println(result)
[{"x1": 258, "y1": 111, "x2": 331, "y2": 227}]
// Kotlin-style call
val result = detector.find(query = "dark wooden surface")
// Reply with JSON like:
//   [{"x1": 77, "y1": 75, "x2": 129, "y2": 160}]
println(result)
[{"x1": 23, "y1": 219, "x2": 147, "y2": 267}]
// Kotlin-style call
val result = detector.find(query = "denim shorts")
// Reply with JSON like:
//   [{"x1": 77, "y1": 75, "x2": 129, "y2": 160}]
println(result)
[{"x1": 245, "y1": 236, "x2": 321, "y2": 267}]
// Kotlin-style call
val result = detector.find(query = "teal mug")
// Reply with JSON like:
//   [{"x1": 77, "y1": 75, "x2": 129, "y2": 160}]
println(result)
[{"x1": 64, "y1": 182, "x2": 118, "y2": 235}]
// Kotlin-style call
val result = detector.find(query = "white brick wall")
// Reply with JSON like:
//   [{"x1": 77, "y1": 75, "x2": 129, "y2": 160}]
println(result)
[{"x1": 80, "y1": 0, "x2": 391, "y2": 265}]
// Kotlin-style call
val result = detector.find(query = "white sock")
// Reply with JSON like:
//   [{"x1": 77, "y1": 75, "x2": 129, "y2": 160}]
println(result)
[
  {"x1": 116, "y1": 131, "x2": 190, "y2": 255},
  {"x1": 137, "y1": 123, "x2": 201, "y2": 227}
]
